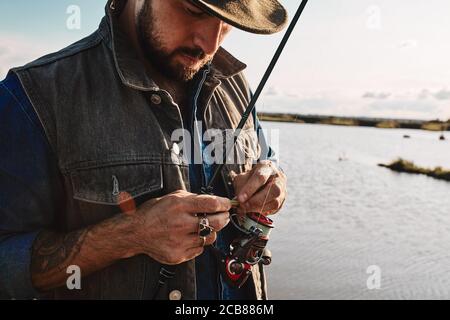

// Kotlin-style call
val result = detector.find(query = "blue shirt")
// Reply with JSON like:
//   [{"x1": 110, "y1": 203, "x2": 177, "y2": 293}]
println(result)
[
  {"x1": 0, "y1": 72, "x2": 65, "y2": 299},
  {"x1": 0, "y1": 71, "x2": 276, "y2": 299}
]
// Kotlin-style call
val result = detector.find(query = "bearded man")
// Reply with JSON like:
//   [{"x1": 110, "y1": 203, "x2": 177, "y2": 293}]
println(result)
[{"x1": 0, "y1": 0, "x2": 288, "y2": 300}]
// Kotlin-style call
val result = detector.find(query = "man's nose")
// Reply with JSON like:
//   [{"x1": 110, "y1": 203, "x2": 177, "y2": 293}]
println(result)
[{"x1": 193, "y1": 20, "x2": 227, "y2": 56}]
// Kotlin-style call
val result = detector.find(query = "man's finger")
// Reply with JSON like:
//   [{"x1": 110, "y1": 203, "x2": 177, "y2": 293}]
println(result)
[
  {"x1": 258, "y1": 200, "x2": 282, "y2": 216},
  {"x1": 204, "y1": 232, "x2": 217, "y2": 246},
  {"x1": 237, "y1": 163, "x2": 275, "y2": 203},
  {"x1": 187, "y1": 232, "x2": 217, "y2": 248},
  {"x1": 231, "y1": 170, "x2": 252, "y2": 192},
  {"x1": 241, "y1": 178, "x2": 281, "y2": 211},
  {"x1": 181, "y1": 213, "x2": 204, "y2": 233},
  {"x1": 206, "y1": 211, "x2": 230, "y2": 232},
  {"x1": 184, "y1": 211, "x2": 230, "y2": 234},
  {"x1": 183, "y1": 194, "x2": 231, "y2": 214},
  {"x1": 238, "y1": 200, "x2": 280, "y2": 216}
]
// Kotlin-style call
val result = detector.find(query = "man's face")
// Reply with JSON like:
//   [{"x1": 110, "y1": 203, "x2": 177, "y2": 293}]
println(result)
[{"x1": 137, "y1": 0, "x2": 233, "y2": 82}]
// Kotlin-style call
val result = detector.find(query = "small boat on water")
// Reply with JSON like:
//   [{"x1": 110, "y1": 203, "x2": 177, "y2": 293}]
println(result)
[
  {"x1": 403, "y1": 134, "x2": 411, "y2": 139},
  {"x1": 439, "y1": 134, "x2": 446, "y2": 141}
]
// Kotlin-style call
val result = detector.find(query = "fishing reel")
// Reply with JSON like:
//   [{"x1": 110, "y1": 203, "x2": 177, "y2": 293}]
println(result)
[{"x1": 214, "y1": 212, "x2": 274, "y2": 288}]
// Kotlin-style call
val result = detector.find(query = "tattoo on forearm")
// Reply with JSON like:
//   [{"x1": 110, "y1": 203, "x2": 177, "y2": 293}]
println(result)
[{"x1": 31, "y1": 229, "x2": 89, "y2": 274}]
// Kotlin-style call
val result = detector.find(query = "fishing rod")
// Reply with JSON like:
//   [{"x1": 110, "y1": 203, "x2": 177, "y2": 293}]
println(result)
[{"x1": 204, "y1": 0, "x2": 310, "y2": 288}]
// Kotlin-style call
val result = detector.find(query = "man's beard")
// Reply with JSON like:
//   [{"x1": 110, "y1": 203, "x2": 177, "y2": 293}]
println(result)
[{"x1": 137, "y1": 1, "x2": 211, "y2": 82}]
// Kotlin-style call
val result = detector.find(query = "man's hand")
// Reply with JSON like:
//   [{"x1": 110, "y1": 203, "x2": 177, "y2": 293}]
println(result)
[
  {"x1": 31, "y1": 190, "x2": 230, "y2": 292},
  {"x1": 232, "y1": 160, "x2": 287, "y2": 216},
  {"x1": 134, "y1": 190, "x2": 231, "y2": 265}
]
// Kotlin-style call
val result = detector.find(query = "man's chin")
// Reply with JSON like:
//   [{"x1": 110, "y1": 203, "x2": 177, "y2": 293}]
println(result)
[
  {"x1": 168, "y1": 65, "x2": 199, "y2": 82},
  {"x1": 169, "y1": 60, "x2": 206, "y2": 82},
  {"x1": 182, "y1": 67, "x2": 202, "y2": 82}
]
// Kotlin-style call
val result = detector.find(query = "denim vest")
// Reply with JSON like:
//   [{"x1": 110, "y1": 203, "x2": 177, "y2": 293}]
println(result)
[{"x1": 12, "y1": 1, "x2": 266, "y2": 300}]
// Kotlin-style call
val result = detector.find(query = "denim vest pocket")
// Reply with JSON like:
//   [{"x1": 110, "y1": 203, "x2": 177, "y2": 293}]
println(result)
[
  {"x1": 65, "y1": 161, "x2": 165, "y2": 299},
  {"x1": 70, "y1": 162, "x2": 164, "y2": 206}
]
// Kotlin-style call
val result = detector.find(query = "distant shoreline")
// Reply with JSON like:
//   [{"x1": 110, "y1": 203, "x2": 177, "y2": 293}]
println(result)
[
  {"x1": 258, "y1": 112, "x2": 450, "y2": 132},
  {"x1": 379, "y1": 158, "x2": 450, "y2": 182}
]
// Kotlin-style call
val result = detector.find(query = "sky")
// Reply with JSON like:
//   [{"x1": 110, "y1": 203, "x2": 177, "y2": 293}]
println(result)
[{"x1": 1, "y1": 0, "x2": 449, "y2": 121}]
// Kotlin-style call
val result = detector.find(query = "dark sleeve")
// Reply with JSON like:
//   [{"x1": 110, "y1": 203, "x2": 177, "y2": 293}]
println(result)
[{"x1": 0, "y1": 72, "x2": 64, "y2": 299}]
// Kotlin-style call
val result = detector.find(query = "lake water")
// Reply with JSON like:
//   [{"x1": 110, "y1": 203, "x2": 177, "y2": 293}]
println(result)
[{"x1": 262, "y1": 122, "x2": 450, "y2": 299}]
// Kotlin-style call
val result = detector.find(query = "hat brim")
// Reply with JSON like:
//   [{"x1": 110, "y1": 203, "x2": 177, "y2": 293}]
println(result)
[{"x1": 190, "y1": 0, "x2": 288, "y2": 35}]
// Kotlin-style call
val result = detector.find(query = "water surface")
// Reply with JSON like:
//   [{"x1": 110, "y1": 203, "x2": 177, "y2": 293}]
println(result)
[{"x1": 263, "y1": 122, "x2": 450, "y2": 299}]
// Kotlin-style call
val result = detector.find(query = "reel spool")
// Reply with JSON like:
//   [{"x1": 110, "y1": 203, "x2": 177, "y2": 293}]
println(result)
[{"x1": 241, "y1": 212, "x2": 274, "y2": 239}]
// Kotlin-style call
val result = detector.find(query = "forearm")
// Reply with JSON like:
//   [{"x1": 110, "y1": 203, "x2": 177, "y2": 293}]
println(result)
[{"x1": 31, "y1": 213, "x2": 142, "y2": 292}]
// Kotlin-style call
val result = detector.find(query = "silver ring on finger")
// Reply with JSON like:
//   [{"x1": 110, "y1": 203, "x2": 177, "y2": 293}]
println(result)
[{"x1": 198, "y1": 215, "x2": 214, "y2": 237}]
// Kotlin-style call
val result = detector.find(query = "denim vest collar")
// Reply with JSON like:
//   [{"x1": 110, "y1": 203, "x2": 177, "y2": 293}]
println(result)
[{"x1": 100, "y1": 0, "x2": 247, "y2": 91}]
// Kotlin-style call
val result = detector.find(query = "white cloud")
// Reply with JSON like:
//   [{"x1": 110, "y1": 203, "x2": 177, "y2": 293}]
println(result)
[
  {"x1": 398, "y1": 39, "x2": 418, "y2": 49},
  {"x1": 362, "y1": 92, "x2": 391, "y2": 99},
  {"x1": 418, "y1": 89, "x2": 430, "y2": 100},
  {"x1": 416, "y1": 88, "x2": 450, "y2": 101},
  {"x1": 259, "y1": 89, "x2": 450, "y2": 121},
  {"x1": 432, "y1": 89, "x2": 450, "y2": 100},
  {"x1": 263, "y1": 86, "x2": 322, "y2": 100},
  {"x1": 367, "y1": 99, "x2": 438, "y2": 113},
  {"x1": 0, "y1": 33, "x2": 62, "y2": 79},
  {"x1": 0, "y1": 46, "x2": 9, "y2": 57},
  {"x1": 264, "y1": 86, "x2": 282, "y2": 97}
]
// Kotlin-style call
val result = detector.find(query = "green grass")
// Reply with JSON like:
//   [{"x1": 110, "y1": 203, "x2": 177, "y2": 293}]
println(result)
[
  {"x1": 421, "y1": 121, "x2": 449, "y2": 131},
  {"x1": 376, "y1": 120, "x2": 400, "y2": 129},
  {"x1": 258, "y1": 113, "x2": 305, "y2": 123},
  {"x1": 378, "y1": 158, "x2": 450, "y2": 182},
  {"x1": 319, "y1": 118, "x2": 359, "y2": 126}
]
